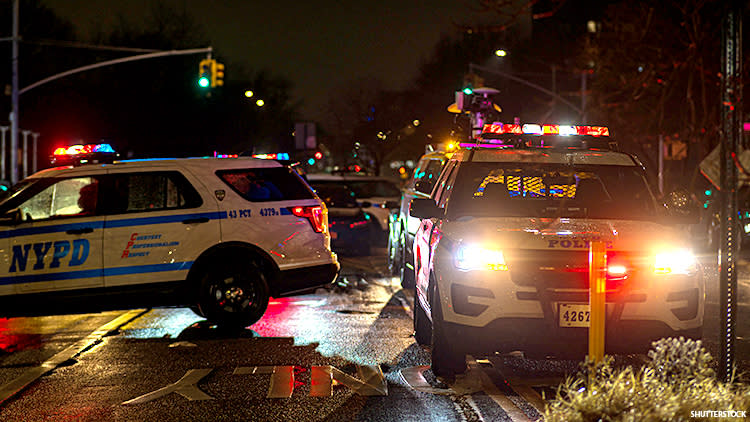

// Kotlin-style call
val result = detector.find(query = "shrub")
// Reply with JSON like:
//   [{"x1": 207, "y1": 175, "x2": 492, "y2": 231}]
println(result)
[{"x1": 544, "y1": 337, "x2": 750, "y2": 422}]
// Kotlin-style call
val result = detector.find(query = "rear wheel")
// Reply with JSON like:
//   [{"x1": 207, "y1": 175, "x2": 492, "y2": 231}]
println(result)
[
  {"x1": 430, "y1": 283, "x2": 466, "y2": 379},
  {"x1": 196, "y1": 255, "x2": 270, "y2": 328}
]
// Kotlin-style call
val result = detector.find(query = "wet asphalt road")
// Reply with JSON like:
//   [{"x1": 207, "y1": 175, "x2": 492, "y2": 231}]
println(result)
[{"x1": 0, "y1": 247, "x2": 746, "y2": 421}]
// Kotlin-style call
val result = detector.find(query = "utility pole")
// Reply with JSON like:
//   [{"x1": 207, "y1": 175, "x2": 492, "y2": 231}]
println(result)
[
  {"x1": 10, "y1": 0, "x2": 19, "y2": 184},
  {"x1": 718, "y1": 0, "x2": 742, "y2": 383}
]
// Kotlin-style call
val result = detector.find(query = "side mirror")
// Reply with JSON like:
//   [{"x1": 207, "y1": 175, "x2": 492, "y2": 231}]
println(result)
[
  {"x1": 414, "y1": 180, "x2": 434, "y2": 195},
  {"x1": 0, "y1": 208, "x2": 21, "y2": 225},
  {"x1": 664, "y1": 189, "x2": 699, "y2": 224},
  {"x1": 410, "y1": 198, "x2": 442, "y2": 219}
]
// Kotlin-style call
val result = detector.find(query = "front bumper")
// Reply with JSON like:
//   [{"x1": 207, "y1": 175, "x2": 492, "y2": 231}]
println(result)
[
  {"x1": 441, "y1": 317, "x2": 702, "y2": 358},
  {"x1": 434, "y1": 249, "x2": 705, "y2": 356}
]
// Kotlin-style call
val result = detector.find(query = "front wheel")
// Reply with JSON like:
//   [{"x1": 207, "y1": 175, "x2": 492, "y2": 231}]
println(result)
[
  {"x1": 430, "y1": 283, "x2": 466, "y2": 379},
  {"x1": 196, "y1": 257, "x2": 270, "y2": 328},
  {"x1": 413, "y1": 293, "x2": 432, "y2": 345}
]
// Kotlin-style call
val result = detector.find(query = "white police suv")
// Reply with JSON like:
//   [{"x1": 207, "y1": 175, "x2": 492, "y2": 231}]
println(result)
[
  {"x1": 0, "y1": 145, "x2": 339, "y2": 327},
  {"x1": 410, "y1": 124, "x2": 704, "y2": 377}
]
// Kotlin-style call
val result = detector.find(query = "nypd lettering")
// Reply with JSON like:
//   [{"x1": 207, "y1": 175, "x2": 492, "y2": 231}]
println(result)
[{"x1": 9, "y1": 239, "x2": 90, "y2": 272}]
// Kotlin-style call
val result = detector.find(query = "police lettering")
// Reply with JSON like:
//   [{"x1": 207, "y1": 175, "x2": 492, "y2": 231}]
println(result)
[{"x1": 9, "y1": 239, "x2": 90, "y2": 272}]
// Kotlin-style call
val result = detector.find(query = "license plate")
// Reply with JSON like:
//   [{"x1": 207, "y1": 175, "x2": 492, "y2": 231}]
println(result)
[{"x1": 559, "y1": 303, "x2": 590, "y2": 327}]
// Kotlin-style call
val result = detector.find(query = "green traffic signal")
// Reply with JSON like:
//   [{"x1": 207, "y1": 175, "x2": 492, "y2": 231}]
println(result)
[
  {"x1": 462, "y1": 86, "x2": 474, "y2": 95},
  {"x1": 198, "y1": 75, "x2": 210, "y2": 88}
]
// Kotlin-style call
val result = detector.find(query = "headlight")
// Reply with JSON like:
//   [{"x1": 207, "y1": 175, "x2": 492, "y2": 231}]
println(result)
[
  {"x1": 454, "y1": 244, "x2": 508, "y2": 271},
  {"x1": 654, "y1": 249, "x2": 698, "y2": 275}
]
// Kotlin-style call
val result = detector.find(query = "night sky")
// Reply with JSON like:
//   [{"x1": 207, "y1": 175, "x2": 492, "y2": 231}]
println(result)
[{"x1": 42, "y1": 0, "x2": 486, "y2": 121}]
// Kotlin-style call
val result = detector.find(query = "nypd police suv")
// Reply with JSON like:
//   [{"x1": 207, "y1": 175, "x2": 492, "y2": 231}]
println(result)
[
  {"x1": 410, "y1": 124, "x2": 704, "y2": 377},
  {"x1": 0, "y1": 145, "x2": 339, "y2": 327}
]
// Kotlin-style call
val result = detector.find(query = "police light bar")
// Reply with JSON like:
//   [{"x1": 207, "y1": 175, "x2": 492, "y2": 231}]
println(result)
[
  {"x1": 53, "y1": 143, "x2": 115, "y2": 156},
  {"x1": 482, "y1": 123, "x2": 609, "y2": 137},
  {"x1": 51, "y1": 143, "x2": 117, "y2": 166},
  {"x1": 252, "y1": 153, "x2": 290, "y2": 161}
]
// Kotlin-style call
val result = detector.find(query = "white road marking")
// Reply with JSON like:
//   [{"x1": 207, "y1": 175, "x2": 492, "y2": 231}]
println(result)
[
  {"x1": 122, "y1": 368, "x2": 214, "y2": 405},
  {"x1": 0, "y1": 308, "x2": 147, "y2": 405}
]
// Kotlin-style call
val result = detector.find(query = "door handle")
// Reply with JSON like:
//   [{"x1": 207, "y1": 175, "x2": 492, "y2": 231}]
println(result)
[
  {"x1": 66, "y1": 227, "x2": 94, "y2": 235},
  {"x1": 182, "y1": 217, "x2": 210, "y2": 224}
]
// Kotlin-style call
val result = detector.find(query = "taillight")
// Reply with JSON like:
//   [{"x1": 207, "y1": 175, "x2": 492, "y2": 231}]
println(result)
[{"x1": 289, "y1": 205, "x2": 326, "y2": 233}]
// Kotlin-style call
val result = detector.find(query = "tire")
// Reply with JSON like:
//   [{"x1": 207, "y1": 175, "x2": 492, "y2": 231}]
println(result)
[
  {"x1": 196, "y1": 255, "x2": 270, "y2": 328},
  {"x1": 430, "y1": 282, "x2": 466, "y2": 379},
  {"x1": 400, "y1": 229, "x2": 415, "y2": 289},
  {"x1": 413, "y1": 293, "x2": 432, "y2": 345}
]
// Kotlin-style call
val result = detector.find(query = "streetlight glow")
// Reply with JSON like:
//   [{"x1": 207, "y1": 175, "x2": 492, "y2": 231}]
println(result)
[
  {"x1": 256, "y1": 99, "x2": 265, "y2": 107},
  {"x1": 244, "y1": 90, "x2": 254, "y2": 98},
  {"x1": 495, "y1": 49, "x2": 507, "y2": 57}
]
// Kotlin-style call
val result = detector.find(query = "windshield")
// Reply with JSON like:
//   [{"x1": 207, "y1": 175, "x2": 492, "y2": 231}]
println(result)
[
  {"x1": 0, "y1": 179, "x2": 41, "y2": 211},
  {"x1": 447, "y1": 162, "x2": 658, "y2": 221},
  {"x1": 345, "y1": 180, "x2": 400, "y2": 197}
]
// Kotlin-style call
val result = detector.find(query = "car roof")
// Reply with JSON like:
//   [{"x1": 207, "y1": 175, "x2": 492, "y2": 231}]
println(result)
[{"x1": 27, "y1": 157, "x2": 284, "y2": 179}]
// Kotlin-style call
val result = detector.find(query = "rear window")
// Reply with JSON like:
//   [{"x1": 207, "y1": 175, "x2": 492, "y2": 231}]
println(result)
[{"x1": 218, "y1": 167, "x2": 315, "y2": 202}]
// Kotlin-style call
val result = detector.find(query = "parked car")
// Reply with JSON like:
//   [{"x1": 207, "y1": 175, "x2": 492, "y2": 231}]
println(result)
[
  {"x1": 0, "y1": 146, "x2": 339, "y2": 327},
  {"x1": 306, "y1": 173, "x2": 400, "y2": 246},
  {"x1": 309, "y1": 182, "x2": 373, "y2": 256},
  {"x1": 387, "y1": 150, "x2": 452, "y2": 287},
  {"x1": 411, "y1": 123, "x2": 703, "y2": 377}
]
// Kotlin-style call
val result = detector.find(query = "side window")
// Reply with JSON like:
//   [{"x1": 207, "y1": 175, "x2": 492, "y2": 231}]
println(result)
[
  {"x1": 18, "y1": 177, "x2": 99, "y2": 221},
  {"x1": 105, "y1": 172, "x2": 202, "y2": 214},
  {"x1": 415, "y1": 159, "x2": 444, "y2": 194},
  {"x1": 433, "y1": 161, "x2": 458, "y2": 208},
  {"x1": 217, "y1": 167, "x2": 315, "y2": 202}
]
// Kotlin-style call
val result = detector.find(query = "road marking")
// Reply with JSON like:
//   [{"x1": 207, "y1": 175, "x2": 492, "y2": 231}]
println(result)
[
  {"x1": 267, "y1": 366, "x2": 294, "y2": 398},
  {"x1": 122, "y1": 368, "x2": 213, "y2": 405},
  {"x1": 0, "y1": 308, "x2": 148, "y2": 406},
  {"x1": 468, "y1": 357, "x2": 533, "y2": 422}
]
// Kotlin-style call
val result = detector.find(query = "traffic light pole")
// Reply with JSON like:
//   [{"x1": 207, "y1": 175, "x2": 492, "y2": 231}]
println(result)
[
  {"x1": 10, "y1": 0, "x2": 19, "y2": 185},
  {"x1": 9, "y1": 35, "x2": 212, "y2": 184},
  {"x1": 19, "y1": 47, "x2": 213, "y2": 95}
]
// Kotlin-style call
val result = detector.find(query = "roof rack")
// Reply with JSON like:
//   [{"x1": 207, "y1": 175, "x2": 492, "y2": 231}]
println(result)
[{"x1": 460, "y1": 123, "x2": 619, "y2": 151}]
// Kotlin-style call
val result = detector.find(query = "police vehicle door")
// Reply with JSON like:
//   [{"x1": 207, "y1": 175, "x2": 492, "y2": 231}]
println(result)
[
  {"x1": 101, "y1": 169, "x2": 219, "y2": 288},
  {"x1": 10, "y1": 176, "x2": 105, "y2": 293}
]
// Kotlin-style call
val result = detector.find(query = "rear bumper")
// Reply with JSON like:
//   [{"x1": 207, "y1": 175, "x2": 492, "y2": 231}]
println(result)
[{"x1": 275, "y1": 262, "x2": 339, "y2": 297}]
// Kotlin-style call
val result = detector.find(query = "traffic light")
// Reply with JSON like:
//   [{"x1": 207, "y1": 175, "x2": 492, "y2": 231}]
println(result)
[
  {"x1": 198, "y1": 59, "x2": 213, "y2": 88},
  {"x1": 212, "y1": 61, "x2": 225, "y2": 87}
]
